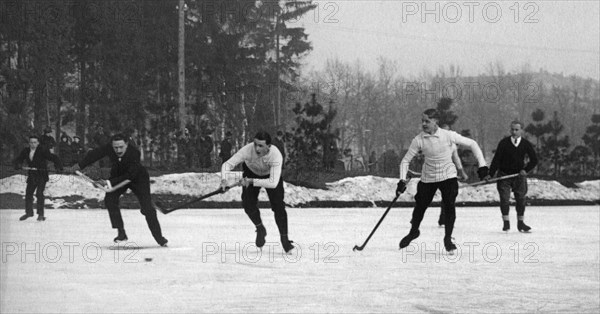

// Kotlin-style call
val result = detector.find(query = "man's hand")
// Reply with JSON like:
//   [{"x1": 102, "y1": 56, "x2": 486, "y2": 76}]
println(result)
[
  {"x1": 519, "y1": 170, "x2": 528, "y2": 177},
  {"x1": 220, "y1": 179, "x2": 228, "y2": 190},
  {"x1": 477, "y1": 166, "x2": 489, "y2": 181},
  {"x1": 458, "y1": 168, "x2": 469, "y2": 182},
  {"x1": 396, "y1": 180, "x2": 407, "y2": 196},
  {"x1": 239, "y1": 178, "x2": 254, "y2": 188}
]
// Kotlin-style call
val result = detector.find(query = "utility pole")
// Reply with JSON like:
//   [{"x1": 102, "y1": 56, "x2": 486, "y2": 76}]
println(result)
[
  {"x1": 275, "y1": 10, "x2": 281, "y2": 128},
  {"x1": 178, "y1": 0, "x2": 186, "y2": 131}
]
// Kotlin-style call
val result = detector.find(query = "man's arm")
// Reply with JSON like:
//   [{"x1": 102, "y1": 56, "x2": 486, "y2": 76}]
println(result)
[
  {"x1": 523, "y1": 140, "x2": 538, "y2": 173},
  {"x1": 453, "y1": 133, "x2": 486, "y2": 167},
  {"x1": 13, "y1": 149, "x2": 27, "y2": 169},
  {"x1": 253, "y1": 160, "x2": 282, "y2": 189},
  {"x1": 78, "y1": 144, "x2": 110, "y2": 169},
  {"x1": 488, "y1": 141, "x2": 503, "y2": 178},
  {"x1": 220, "y1": 144, "x2": 249, "y2": 187},
  {"x1": 451, "y1": 146, "x2": 468, "y2": 180},
  {"x1": 41, "y1": 149, "x2": 64, "y2": 172},
  {"x1": 399, "y1": 137, "x2": 420, "y2": 181}
]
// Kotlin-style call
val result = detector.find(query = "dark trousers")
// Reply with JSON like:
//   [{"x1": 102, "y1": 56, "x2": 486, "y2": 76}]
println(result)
[
  {"x1": 497, "y1": 173, "x2": 528, "y2": 217},
  {"x1": 410, "y1": 178, "x2": 459, "y2": 237},
  {"x1": 25, "y1": 177, "x2": 47, "y2": 216},
  {"x1": 104, "y1": 179, "x2": 164, "y2": 242},
  {"x1": 241, "y1": 163, "x2": 288, "y2": 236}
]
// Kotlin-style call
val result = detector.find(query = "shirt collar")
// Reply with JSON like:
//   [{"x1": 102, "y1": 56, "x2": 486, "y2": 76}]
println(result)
[{"x1": 423, "y1": 128, "x2": 441, "y2": 138}]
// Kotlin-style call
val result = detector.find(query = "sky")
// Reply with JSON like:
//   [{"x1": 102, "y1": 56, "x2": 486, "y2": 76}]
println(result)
[{"x1": 295, "y1": 0, "x2": 600, "y2": 79}]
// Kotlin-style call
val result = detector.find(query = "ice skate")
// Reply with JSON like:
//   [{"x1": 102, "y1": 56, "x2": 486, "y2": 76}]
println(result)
[
  {"x1": 114, "y1": 229, "x2": 128, "y2": 243},
  {"x1": 19, "y1": 214, "x2": 33, "y2": 221},
  {"x1": 444, "y1": 236, "x2": 457, "y2": 254},
  {"x1": 517, "y1": 221, "x2": 531, "y2": 233},
  {"x1": 157, "y1": 237, "x2": 168, "y2": 247},
  {"x1": 281, "y1": 235, "x2": 295, "y2": 254},
  {"x1": 399, "y1": 229, "x2": 420, "y2": 249},
  {"x1": 255, "y1": 224, "x2": 267, "y2": 248}
]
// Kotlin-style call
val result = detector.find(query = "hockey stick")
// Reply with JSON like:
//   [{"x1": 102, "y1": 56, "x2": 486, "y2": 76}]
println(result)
[
  {"x1": 155, "y1": 182, "x2": 240, "y2": 214},
  {"x1": 353, "y1": 177, "x2": 413, "y2": 252},
  {"x1": 467, "y1": 173, "x2": 519, "y2": 187},
  {"x1": 22, "y1": 167, "x2": 60, "y2": 172},
  {"x1": 75, "y1": 170, "x2": 131, "y2": 192}
]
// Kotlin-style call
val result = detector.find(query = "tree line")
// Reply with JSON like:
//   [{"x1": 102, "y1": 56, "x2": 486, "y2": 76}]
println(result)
[{"x1": 1, "y1": 1, "x2": 598, "y2": 178}]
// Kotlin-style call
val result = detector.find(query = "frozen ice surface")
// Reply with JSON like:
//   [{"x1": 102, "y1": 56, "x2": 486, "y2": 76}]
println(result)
[{"x1": 1, "y1": 206, "x2": 599, "y2": 313}]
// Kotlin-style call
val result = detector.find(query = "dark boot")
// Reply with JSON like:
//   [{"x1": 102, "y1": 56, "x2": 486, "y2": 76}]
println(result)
[
  {"x1": 503, "y1": 221, "x2": 510, "y2": 232},
  {"x1": 444, "y1": 236, "x2": 457, "y2": 252},
  {"x1": 517, "y1": 220, "x2": 531, "y2": 233},
  {"x1": 19, "y1": 214, "x2": 33, "y2": 221},
  {"x1": 281, "y1": 235, "x2": 295, "y2": 253},
  {"x1": 114, "y1": 228, "x2": 128, "y2": 243},
  {"x1": 37, "y1": 215, "x2": 46, "y2": 222},
  {"x1": 255, "y1": 224, "x2": 267, "y2": 248},
  {"x1": 399, "y1": 229, "x2": 420, "y2": 249},
  {"x1": 157, "y1": 237, "x2": 168, "y2": 247}
]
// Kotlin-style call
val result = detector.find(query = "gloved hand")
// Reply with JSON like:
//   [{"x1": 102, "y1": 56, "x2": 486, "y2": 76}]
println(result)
[
  {"x1": 396, "y1": 180, "x2": 407, "y2": 196},
  {"x1": 477, "y1": 166, "x2": 489, "y2": 181}
]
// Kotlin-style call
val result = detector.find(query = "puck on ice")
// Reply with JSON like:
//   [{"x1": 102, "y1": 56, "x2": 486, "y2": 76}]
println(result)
[{"x1": 144, "y1": 258, "x2": 153, "y2": 262}]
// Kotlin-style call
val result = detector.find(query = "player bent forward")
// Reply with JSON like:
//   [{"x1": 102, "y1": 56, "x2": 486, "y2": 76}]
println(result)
[
  {"x1": 220, "y1": 131, "x2": 294, "y2": 253},
  {"x1": 397, "y1": 109, "x2": 489, "y2": 253},
  {"x1": 72, "y1": 134, "x2": 168, "y2": 246}
]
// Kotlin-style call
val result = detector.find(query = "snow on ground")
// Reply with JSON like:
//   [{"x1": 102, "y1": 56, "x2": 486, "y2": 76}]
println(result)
[
  {"x1": 1, "y1": 206, "x2": 599, "y2": 313},
  {"x1": 0, "y1": 173, "x2": 598, "y2": 208}
]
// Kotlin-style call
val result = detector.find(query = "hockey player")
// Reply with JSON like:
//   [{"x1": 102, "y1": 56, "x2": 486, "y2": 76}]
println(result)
[
  {"x1": 397, "y1": 108, "x2": 489, "y2": 253},
  {"x1": 72, "y1": 133, "x2": 168, "y2": 246},
  {"x1": 220, "y1": 131, "x2": 294, "y2": 253},
  {"x1": 487, "y1": 120, "x2": 538, "y2": 232},
  {"x1": 13, "y1": 135, "x2": 63, "y2": 221}
]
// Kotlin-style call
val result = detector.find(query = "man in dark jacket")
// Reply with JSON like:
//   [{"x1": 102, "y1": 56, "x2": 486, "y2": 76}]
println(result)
[
  {"x1": 219, "y1": 131, "x2": 233, "y2": 165},
  {"x1": 72, "y1": 133, "x2": 168, "y2": 246},
  {"x1": 40, "y1": 126, "x2": 56, "y2": 152},
  {"x1": 488, "y1": 120, "x2": 538, "y2": 232},
  {"x1": 13, "y1": 135, "x2": 63, "y2": 221}
]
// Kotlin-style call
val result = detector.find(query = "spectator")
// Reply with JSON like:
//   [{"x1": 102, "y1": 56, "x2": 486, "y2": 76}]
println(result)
[
  {"x1": 272, "y1": 130, "x2": 287, "y2": 168},
  {"x1": 58, "y1": 134, "x2": 73, "y2": 166},
  {"x1": 71, "y1": 136, "x2": 84, "y2": 164},
  {"x1": 219, "y1": 131, "x2": 233, "y2": 165},
  {"x1": 40, "y1": 126, "x2": 56, "y2": 152}
]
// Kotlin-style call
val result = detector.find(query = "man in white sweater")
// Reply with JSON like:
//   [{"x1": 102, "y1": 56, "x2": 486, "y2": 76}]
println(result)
[
  {"x1": 220, "y1": 131, "x2": 294, "y2": 253},
  {"x1": 396, "y1": 109, "x2": 489, "y2": 253}
]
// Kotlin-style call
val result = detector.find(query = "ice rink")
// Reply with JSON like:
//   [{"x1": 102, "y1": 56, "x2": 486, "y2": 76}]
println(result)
[{"x1": 1, "y1": 206, "x2": 599, "y2": 313}]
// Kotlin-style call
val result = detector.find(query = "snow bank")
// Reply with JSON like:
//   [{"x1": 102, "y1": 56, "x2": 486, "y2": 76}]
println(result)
[{"x1": 1, "y1": 173, "x2": 598, "y2": 208}]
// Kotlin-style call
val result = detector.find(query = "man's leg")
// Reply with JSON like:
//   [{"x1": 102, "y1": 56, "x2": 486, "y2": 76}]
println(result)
[
  {"x1": 242, "y1": 184, "x2": 265, "y2": 247},
  {"x1": 438, "y1": 201, "x2": 446, "y2": 227},
  {"x1": 104, "y1": 186, "x2": 128, "y2": 242},
  {"x1": 400, "y1": 181, "x2": 437, "y2": 249},
  {"x1": 21, "y1": 181, "x2": 36, "y2": 220},
  {"x1": 497, "y1": 178, "x2": 512, "y2": 231},
  {"x1": 35, "y1": 180, "x2": 47, "y2": 220},
  {"x1": 440, "y1": 178, "x2": 459, "y2": 238},
  {"x1": 440, "y1": 178, "x2": 459, "y2": 251},
  {"x1": 513, "y1": 176, "x2": 531, "y2": 232},
  {"x1": 131, "y1": 181, "x2": 167, "y2": 246},
  {"x1": 265, "y1": 180, "x2": 293, "y2": 252}
]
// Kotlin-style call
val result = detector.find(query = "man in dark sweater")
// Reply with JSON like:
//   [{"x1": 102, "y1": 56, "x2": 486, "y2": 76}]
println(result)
[
  {"x1": 488, "y1": 120, "x2": 538, "y2": 232},
  {"x1": 13, "y1": 135, "x2": 63, "y2": 221},
  {"x1": 72, "y1": 133, "x2": 168, "y2": 246}
]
